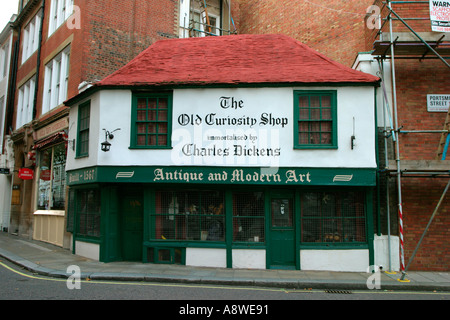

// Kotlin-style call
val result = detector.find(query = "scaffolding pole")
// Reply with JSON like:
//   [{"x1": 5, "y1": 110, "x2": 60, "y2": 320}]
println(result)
[{"x1": 386, "y1": 0, "x2": 407, "y2": 278}]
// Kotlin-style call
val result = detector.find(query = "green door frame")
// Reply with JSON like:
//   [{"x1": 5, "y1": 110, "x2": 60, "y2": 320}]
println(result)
[{"x1": 267, "y1": 190, "x2": 297, "y2": 269}]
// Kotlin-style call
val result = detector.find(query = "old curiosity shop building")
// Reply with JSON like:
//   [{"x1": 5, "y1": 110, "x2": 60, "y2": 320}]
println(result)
[{"x1": 64, "y1": 34, "x2": 382, "y2": 271}]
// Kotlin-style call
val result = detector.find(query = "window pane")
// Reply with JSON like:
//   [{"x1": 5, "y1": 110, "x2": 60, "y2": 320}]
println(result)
[
  {"x1": 296, "y1": 92, "x2": 335, "y2": 147},
  {"x1": 148, "y1": 98, "x2": 157, "y2": 109},
  {"x1": 310, "y1": 96, "x2": 320, "y2": 108},
  {"x1": 321, "y1": 95, "x2": 331, "y2": 108},
  {"x1": 153, "y1": 190, "x2": 225, "y2": 241},
  {"x1": 37, "y1": 148, "x2": 52, "y2": 210},
  {"x1": 301, "y1": 192, "x2": 366, "y2": 243},
  {"x1": 158, "y1": 110, "x2": 168, "y2": 121},
  {"x1": 51, "y1": 143, "x2": 66, "y2": 210},
  {"x1": 159, "y1": 98, "x2": 168, "y2": 109},
  {"x1": 157, "y1": 135, "x2": 167, "y2": 146},
  {"x1": 137, "y1": 98, "x2": 147, "y2": 109}
]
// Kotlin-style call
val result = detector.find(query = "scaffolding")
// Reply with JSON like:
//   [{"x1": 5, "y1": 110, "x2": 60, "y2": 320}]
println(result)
[
  {"x1": 369, "y1": 0, "x2": 450, "y2": 280},
  {"x1": 179, "y1": 0, "x2": 236, "y2": 38}
]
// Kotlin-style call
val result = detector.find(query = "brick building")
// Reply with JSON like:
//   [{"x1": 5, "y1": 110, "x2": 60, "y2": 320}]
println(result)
[
  {"x1": 236, "y1": 0, "x2": 376, "y2": 67},
  {"x1": 7, "y1": 0, "x2": 180, "y2": 247},
  {"x1": 2, "y1": 0, "x2": 447, "y2": 272},
  {"x1": 355, "y1": 0, "x2": 450, "y2": 272}
]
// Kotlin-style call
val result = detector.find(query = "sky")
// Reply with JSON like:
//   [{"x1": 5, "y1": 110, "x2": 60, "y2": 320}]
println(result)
[{"x1": 0, "y1": 0, "x2": 20, "y2": 30}]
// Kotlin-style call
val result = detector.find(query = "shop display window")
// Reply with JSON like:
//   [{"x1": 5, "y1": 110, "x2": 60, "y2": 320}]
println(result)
[
  {"x1": 153, "y1": 190, "x2": 225, "y2": 241},
  {"x1": 232, "y1": 192, "x2": 265, "y2": 243},
  {"x1": 301, "y1": 191, "x2": 366, "y2": 243}
]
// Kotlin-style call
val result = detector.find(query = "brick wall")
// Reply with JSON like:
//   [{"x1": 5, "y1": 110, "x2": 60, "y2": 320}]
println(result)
[
  {"x1": 402, "y1": 177, "x2": 450, "y2": 271},
  {"x1": 367, "y1": 0, "x2": 450, "y2": 271},
  {"x1": 82, "y1": 0, "x2": 178, "y2": 83},
  {"x1": 236, "y1": 0, "x2": 375, "y2": 66}
]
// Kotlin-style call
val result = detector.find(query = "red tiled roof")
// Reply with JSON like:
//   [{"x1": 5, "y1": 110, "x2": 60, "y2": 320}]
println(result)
[{"x1": 97, "y1": 34, "x2": 380, "y2": 87}]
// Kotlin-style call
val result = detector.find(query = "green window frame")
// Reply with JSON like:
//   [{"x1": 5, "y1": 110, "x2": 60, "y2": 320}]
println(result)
[
  {"x1": 151, "y1": 190, "x2": 225, "y2": 242},
  {"x1": 300, "y1": 191, "x2": 367, "y2": 244},
  {"x1": 67, "y1": 187, "x2": 101, "y2": 239},
  {"x1": 76, "y1": 101, "x2": 90, "y2": 157},
  {"x1": 294, "y1": 90, "x2": 338, "y2": 149},
  {"x1": 130, "y1": 93, "x2": 172, "y2": 149}
]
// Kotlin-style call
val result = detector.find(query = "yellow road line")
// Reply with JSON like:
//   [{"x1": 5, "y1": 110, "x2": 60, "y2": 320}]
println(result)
[{"x1": 1, "y1": 260, "x2": 449, "y2": 296}]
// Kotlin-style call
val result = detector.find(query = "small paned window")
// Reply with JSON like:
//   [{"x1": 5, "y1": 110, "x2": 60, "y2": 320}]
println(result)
[
  {"x1": 152, "y1": 190, "x2": 225, "y2": 242},
  {"x1": 76, "y1": 188, "x2": 101, "y2": 238},
  {"x1": 301, "y1": 191, "x2": 366, "y2": 244},
  {"x1": 76, "y1": 101, "x2": 90, "y2": 157},
  {"x1": 232, "y1": 192, "x2": 265, "y2": 243},
  {"x1": 37, "y1": 143, "x2": 66, "y2": 210},
  {"x1": 294, "y1": 91, "x2": 337, "y2": 149},
  {"x1": 131, "y1": 93, "x2": 172, "y2": 149}
]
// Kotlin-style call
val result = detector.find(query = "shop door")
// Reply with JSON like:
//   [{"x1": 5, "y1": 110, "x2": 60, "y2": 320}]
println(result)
[
  {"x1": 121, "y1": 193, "x2": 144, "y2": 261},
  {"x1": 270, "y1": 197, "x2": 295, "y2": 269}
]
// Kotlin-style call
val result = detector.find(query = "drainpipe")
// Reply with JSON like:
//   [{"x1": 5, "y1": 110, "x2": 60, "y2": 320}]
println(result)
[
  {"x1": 32, "y1": 0, "x2": 45, "y2": 120},
  {"x1": 6, "y1": 26, "x2": 20, "y2": 134}
]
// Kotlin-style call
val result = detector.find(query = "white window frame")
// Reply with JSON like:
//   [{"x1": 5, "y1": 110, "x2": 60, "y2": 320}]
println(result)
[
  {"x1": 193, "y1": 10, "x2": 221, "y2": 36},
  {"x1": 21, "y1": 13, "x2": 41, "y2": 64},
  {"x1": 42, "y1": 46, "x2": 70, "y2": 114},
  {"x1": 0, "y1": 96, "x2": 5, "y2": 151},
  {"x1": 0, "y1": 42, "x2": 10, "y2": 79},
  {"x1": 16, "y1": 76, "x2": 36, "y2": 129},
  {"x1": 48, "y1": 0, "x2": 74, "y2": 36}
]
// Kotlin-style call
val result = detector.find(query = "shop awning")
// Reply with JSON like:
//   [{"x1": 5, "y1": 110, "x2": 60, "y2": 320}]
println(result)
[{"x1": 33, "y1": 131, "x2": 68, "y2": 150}]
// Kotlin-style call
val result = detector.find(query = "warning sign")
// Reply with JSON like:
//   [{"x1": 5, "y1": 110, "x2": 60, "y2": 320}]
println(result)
[{"x1": 430, "y1": 0, "x2": 450, "y2": 32}]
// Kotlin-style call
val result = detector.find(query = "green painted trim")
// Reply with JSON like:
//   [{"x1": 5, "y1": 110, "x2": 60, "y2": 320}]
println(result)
[
  {"x1": 225, "y1": 189, "x2": 233, "y2": 268},
  {"x1": 67, "y1": 166, "x2": 377, "y2": 187},
  {"x1": 366, "y1": 188, "x2": 376, "y2": 267}
]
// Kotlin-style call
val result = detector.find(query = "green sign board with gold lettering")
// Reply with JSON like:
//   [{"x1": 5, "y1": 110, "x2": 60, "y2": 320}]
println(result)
[{"x1": 67, "y1": 166, "x2": 376, "y2": 187}]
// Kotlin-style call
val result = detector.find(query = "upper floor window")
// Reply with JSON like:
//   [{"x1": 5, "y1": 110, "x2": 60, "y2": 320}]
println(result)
[
  {"x1": 192, "y1": 11, "x2": 220, "y2": 36},
  {"x1": 1, "y1": 42, "x2": 10, "y2": 79},
  {"x1": 294, "y1": 90, "x2": 338, "y2": 149},
  {"x1": 42, "y1": 46, "x2": 71, "y2": 114},
  {"x1": 48, "y1": 0, "x2": 74, "y2": 36},
  {"x1": 16, "y1": 76, "x2": 36, "y2": 129},
  {"x1": 22, "y1": 12, "x2": 41, "y2": 63},
  {"x1": 130, "y1": 93, "x2": 172, "y2": 149},
  {"x1": 0, "y1": 96, "x2": 5, "y2": 151},
  {"x1": 76, "y1": 100, "x2": 90, "y2": 158}
]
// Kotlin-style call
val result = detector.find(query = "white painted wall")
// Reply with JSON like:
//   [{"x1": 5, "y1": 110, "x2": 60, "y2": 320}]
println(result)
[
  {"x1": 374, "y1": 234, "x2": 400, "y2": 272},
  {"x1": 75, "y1": 241, "x2": 100, "y2": 261},
  {"x1": 232, "y1": 249, "x2": 266, "y2": 269},
  {"x1": 300, "y1": 249, "x2": 370, "y2": 272},
  {"x1": 185, "y1": 248, "x2": 227, "y2": 268},
  {"x1": 67, "y1": 86, "x2": 377, "y2": 171}
]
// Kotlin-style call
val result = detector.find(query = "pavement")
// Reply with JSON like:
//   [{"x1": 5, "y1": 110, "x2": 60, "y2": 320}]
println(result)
[{"x1": 1, "y1": 231, "x2": 449, "y2": 292}]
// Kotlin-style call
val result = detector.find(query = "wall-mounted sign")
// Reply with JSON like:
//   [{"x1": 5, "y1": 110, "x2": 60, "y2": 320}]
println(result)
[
  {"x1": 67, "y1": 166, "x2": 376, "y2": 187},
  {"x1": 18, "y1": 168, "x2": 34, "y2": 180},
  {"x1": 427, "y1": 94, "x2": 450, "y2": 112},
  {"x1": 0, "y1": 168, "x2": 10, "y2": 175},
  {"x1": 430, "y1": 0, "x2": 450, "y2": 32}
]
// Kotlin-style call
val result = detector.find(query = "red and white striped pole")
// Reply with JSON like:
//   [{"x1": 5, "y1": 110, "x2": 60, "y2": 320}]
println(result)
[{"x1": 398, "y1": 204, "x2": 405, "y2": 274}]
